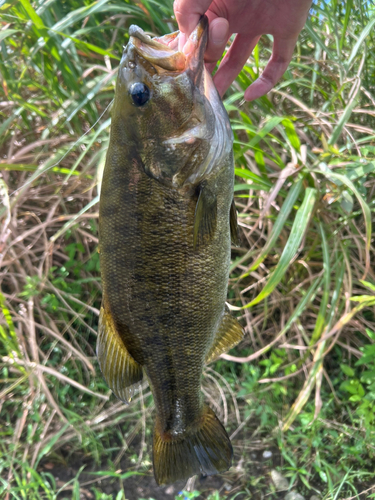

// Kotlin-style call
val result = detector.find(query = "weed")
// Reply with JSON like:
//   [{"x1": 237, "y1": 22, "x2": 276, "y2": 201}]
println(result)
[{"x1": 1, "y1": 0, "x2": 375, "y2": 499}]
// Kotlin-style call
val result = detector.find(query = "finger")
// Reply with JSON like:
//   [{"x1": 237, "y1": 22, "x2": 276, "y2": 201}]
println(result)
[
  {"x1": 213, "y1": 33, "x2": 260, "y2": 97},
  {"x1": 206, "y1": 61, "x2": 218, "y2": 73},
  {"x1": 244, "y1": 35, "x2": 298, "y2": 101},
  {"x1": 174, "y1": 0, "x2": 212, "y2": 36},
  {"x1": 204, "y1": 17, "x2": 230, "y2": 67}
]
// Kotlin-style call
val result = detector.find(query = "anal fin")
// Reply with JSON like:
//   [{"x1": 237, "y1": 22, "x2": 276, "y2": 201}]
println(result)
[
  {"x1": 97, "y1": 307, "x2": 143, "y2": 403},
  {"x1": 206, "y1": 306, "x2": 244, "y2": 364}
]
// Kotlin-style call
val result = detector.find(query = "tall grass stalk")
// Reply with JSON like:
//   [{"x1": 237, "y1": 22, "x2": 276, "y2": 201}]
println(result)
[{"x1": 1, "y1": 0, "x2": 375, "y2": 498}]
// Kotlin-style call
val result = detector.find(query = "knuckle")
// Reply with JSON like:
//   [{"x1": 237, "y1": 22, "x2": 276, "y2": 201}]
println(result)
[{"x1": 173, "y1": 0, "x2": 184, "y2": 17}]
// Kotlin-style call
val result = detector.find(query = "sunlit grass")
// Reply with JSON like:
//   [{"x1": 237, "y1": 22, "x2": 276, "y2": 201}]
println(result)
[{"x1": 0, "y1": 0, "x2": 374, "y2": 498}]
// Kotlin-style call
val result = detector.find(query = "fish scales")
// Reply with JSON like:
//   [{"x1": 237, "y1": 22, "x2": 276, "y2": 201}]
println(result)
[
  {"x1": 100, "y1": 152, "x2": 231, "y2": 411},
  {"x1": 98, "y1": 16, "x2": 244, "y2": 485}
]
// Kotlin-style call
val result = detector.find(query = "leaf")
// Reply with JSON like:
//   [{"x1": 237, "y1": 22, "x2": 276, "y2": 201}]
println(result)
[
  {"x1": 245, "y1": 178, "x2": 303, "y2": 273},
  {"x1": 340, "y1": 0, "x2": 353, "y2": 50},
  {"x1": 50, "y1": 195, "x2": 99, "y2": 242},
  {"x1": 0, "y1": 29, "x2": 20, "y2": 42},
  {"x1": 243, "y1": 187, "x2": 317, "y2": 308},
  {"x1": 340, "y1": 190, "x2": 353, "y2": 213},
  {"x1": 228, "y1": 276, "x2": 323, "y2": 361},
  {"x1": 346, "y1": 14, "x2": 375, "y2": 69},
  {"x1": 282, "y1": 118, "x2": 301, "y2": 152},
  {"x1": 304, "y1": 20, "x2": 335, "y2": 60},
  {"x1": 0, "y1": 164, "x2": 85, "y2": 176},
  {"x1": 248, "y1": 116, "x2": 284, "y2": 148},
  {"x1": 344, "y1": 162, "x2": 375, "y2": 182},
  {"x1": 340, "y1": 364, "x2": 355, "y2": 377},
  {"x1": 323, "y1": 170, "x2": 372, "y2": 275},
  {"x1": 51, "y1": 0, "x2": 142, "y2": 33},
  {"x1": 350, "y1": 295, "x2": 375, "y2": 304},
  {"x1": 19, "y1": 0, "x2": 45, "y2": 30},
  {"x1": 360, "y1": 280, "x2": 375, "y2": 293},
  {"x1": 54, "y1": 30, "x2": 120, "y2": 60},
  {"x1": 36, "y1": 424, "x2": 70, "y2": 467},
  {"x1": 234, "y1": 167, "x2": 271, "y2": 191},
  {"x1": 309, "y1": 223, "x2": 330, "y2": 346},
  {"x1": 0, "y1": 107, "x2": 24, "y2": 145},
  {"x1": 328, "y1": 77, "x2": 361, "y2": 145},
  {"x1": 90, "y1": 471, "x2": 143, "y2": 479}
]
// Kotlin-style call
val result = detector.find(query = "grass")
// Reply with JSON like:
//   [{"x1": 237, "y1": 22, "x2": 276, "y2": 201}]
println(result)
[{"x1": 1, "y1": 0, "x2": 375, "y2": 498}]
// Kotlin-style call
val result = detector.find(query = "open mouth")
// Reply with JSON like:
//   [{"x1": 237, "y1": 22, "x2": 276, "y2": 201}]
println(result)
[{"x1": 128, "y1": 16, "x2": 208, "y2": 73}]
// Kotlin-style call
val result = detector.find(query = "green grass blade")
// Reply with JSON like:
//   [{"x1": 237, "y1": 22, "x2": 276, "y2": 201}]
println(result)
[
  {"x1": 323, "y1": 169, "x2": 372, "y2": 274},
  {"x1": 51, "y1": 0, "x2": 142, "y2": 33},
  {"x1": 328, "y1": 77, "x2": 362, "y2": 146},
  {"x1": 282, "y1": 118, "x2": 301, "y2": 152},
  {"x1": 0, "y1": 164, "x2": 86, "y2": 176},
  {"x1": 50, "y1": 195, "x2": 99, "y2": 242},
  {"x1": 346, "y1": 14, "x2": 375, "y2": 69},
  {"x1": 309, "y1": 223, "x2": 330, "y2": 345},
  {"x1": 340, "y1": 0, "x2": 353, "y2": 50},
  {"x1": 63, "y1": 118, "x2": 110, "y2": 182},
  {"x1": 19, "y1": 0, "x2": 45, "y2": 30},
  {"x1": 35, "y1": 423, "x2": 70, "y2": 467},
  {"x1": 0, "y1": 108, "x2": 24, "y2": 145},
  {"x1": 248, "y1": 116, "x2": 284, "y2": 148},
  {"x1": 237, "y1": 178, "x2": 303, "y2": 275},
  {"x1": 243, "y1": 187, "x2": 317, "y2": 309},
  {"x1": 0, "y1": 29, "x2": 21, "y2": 42},
  {"x1": 234, "y1": 167, "x2": 272, "y2": 191},
  {"x1": 233, "y1": 276, "x2": 323, "y2": 361},
  {"x1": 304, "y1": 19, "x2": 335, "y2": 60}
]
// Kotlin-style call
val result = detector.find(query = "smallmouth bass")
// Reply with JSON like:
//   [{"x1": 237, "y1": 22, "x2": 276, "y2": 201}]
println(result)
[{"x1": 98, "y1": 17, "x2": 244, "y2": 485}]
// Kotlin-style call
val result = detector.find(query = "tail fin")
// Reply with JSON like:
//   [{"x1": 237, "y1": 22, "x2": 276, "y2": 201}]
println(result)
[{"x1": 153, "y1": 404, "x2": 232, "y2": 485}]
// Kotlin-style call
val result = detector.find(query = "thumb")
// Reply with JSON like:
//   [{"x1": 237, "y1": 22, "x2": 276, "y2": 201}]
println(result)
[{"x1": 174, "y1": 0, "x2": 212, "y2": 36}]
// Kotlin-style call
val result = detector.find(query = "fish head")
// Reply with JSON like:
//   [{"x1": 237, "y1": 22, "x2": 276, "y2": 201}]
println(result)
[{"x1": 112, "y1": 16, "x2": 232, "y2": 189}]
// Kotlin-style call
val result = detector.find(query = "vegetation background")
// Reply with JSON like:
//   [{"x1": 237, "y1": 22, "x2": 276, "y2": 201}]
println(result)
[{"x1": 0, "y1": 0, "x2": 375, "y2": 498}]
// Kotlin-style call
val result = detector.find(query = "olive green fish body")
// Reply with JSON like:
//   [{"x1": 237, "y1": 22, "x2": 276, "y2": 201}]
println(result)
[
  {"x1": 100, "y1": 146, "x2": 232, "y2": 421},
  {"x1": 98, "y1": 17, "x2": 243, "y2": 485}
]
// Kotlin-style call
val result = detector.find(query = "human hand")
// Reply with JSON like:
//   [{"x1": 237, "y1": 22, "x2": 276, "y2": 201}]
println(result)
[{"x1": 174, "y1": 0, "x2": 312, "y2": 100}]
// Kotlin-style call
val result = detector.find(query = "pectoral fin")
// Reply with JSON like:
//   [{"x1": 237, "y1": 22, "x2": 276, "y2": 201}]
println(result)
[
  {"x1": 97, "y1": 307, "x2": 143, "y2": 403},
  {"x1": 206, "y1": 307, "x2": 244, "y2": 364},
  {"x1": 230, "y1": 198, "x2": 240, "y2": 246},
  {"x1": 193, "y1": 184, "x2": 217, "y2": 249}
]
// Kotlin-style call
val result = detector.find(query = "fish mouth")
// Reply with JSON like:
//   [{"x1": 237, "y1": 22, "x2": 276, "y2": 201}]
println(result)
[{"x1": 128, "y1": 16, "x2": 208, "y2": 73}]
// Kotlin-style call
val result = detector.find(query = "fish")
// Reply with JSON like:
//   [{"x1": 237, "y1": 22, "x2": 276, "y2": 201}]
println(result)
[{"x1": 97, "y1": 16, "x2": 244, "y2": 486}]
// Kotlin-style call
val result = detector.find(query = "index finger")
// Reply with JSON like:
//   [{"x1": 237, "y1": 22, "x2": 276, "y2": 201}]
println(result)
[
  {"x1": 173, "y1": 0, "x2": 212, "y2": 35},
  {"x1": 244, "y1": 35, "x2": 298, "y2": 101}
]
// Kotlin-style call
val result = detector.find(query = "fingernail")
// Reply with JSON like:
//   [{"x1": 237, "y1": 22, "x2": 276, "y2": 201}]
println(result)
[
  {"x1": 211, "y1": 19, "x2": 229, "y2": 45},
  {"x1": 244, "y1": 82, "x2": 262, "y2": 101}
]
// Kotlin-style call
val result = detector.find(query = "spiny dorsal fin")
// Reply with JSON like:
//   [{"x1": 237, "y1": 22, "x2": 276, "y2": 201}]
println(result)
[
  {"x1": 193, "y1": 183, "x2": 217, "y2": 250},
  {"x1": 97, "y1": 306, "x2": 143, "y2": 403},
  {"x1": 206, "y1": 306, "x2": 244, "y2": 364},
  {"x1": 230, "y1": 197, "x2": 240, "y2": 246}
]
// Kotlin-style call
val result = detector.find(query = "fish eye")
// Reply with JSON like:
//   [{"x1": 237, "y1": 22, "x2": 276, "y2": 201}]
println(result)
[{"x1": 129, "y1": 82, "x2": 150, "y2": 106}]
